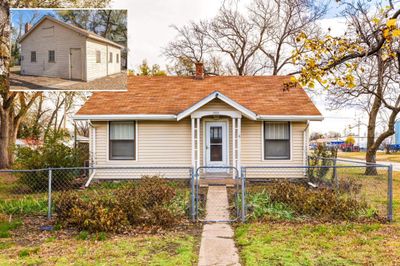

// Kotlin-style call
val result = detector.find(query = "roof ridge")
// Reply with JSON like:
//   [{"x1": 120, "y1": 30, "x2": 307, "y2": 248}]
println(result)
[{"x1": 19, "y1": 15, "x2": 124, "y2": 49}]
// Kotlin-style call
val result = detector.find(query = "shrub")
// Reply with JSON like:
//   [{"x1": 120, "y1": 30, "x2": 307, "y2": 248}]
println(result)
[
  {"x1": 308, "y1": 144, "x2": 337, "y2": 183},
  {"x1": 55, "y1": 191, "x2": 128, "y2": 233},
  {"x1": 14, "y1": 130, "x2": 87, "y2": 192},
  {"x1": 54, "y1": 177, "x2": 187, "y2": 232},
  {"x1": 246, "y1": 190, "x2": 294, "y2": 221},
  {"x1": 267, "y1": 182, "x2": 368, "y2": 220}
]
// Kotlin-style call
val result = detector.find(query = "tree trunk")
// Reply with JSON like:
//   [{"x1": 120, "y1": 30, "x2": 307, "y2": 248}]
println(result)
[
  {"x1": 364, "y1": 55, "x2": 384, "y2": 175},
  {"x1": 0, "y1": 107, "x2": 12, "y2": 169}
]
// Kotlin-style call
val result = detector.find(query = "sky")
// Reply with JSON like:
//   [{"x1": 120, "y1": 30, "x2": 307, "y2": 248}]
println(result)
[{"x1": 111, "y1": 0, "x2": 375, "y2": 144}]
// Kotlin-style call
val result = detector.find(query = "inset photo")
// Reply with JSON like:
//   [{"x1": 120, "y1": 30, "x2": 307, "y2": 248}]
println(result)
[{"x1": 10, "y1": 9, "x2": 127, "y2": 91}]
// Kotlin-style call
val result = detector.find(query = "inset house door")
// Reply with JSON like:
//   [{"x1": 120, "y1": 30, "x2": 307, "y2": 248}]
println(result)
[
  {"x1": 70, "y1": 48, "x2": 82, "y2": 80},
  {"x1": 205, "y1": 121, "x2": 228, "y2": 171}
]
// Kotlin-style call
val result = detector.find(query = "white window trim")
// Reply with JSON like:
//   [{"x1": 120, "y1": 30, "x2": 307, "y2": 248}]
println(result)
[
  {"x1": 106, "y1": 121, "x2": 138, "y2": 161},
  {"x1": 261, "y1": 121, "x2": 293, "y2": 162}
]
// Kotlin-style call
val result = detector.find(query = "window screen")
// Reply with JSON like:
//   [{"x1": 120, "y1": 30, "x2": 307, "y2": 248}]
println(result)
[
  {"x1": 109, "y1": 52, "x2": 113, "y2": 63},
  {"x1": 264, "y1": 122, "x2": 290, "y2": 159},
  {"x1": 116, "y1": 53, "x2": 119, "y2": 63},
  {"x1": 48, "y1": 50, "x2": 55, "y2": 63},
  {"x1": 109, "y1": 121, "x2": 135, "y2": 160},
  {"x1": 31, "y1": 51, "x2": 36, "y2": 62},
  {"x1": 96, "y1": 51, "x2": 101, "y2": 63}
]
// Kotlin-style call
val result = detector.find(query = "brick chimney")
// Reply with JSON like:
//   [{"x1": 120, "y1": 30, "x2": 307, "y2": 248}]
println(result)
[
  {"x1": 194, "y1": 62, "x2": 204, "y2": 80},
  {"x1": 25, "y1": 23, "x2": 32, "y2": 33}
]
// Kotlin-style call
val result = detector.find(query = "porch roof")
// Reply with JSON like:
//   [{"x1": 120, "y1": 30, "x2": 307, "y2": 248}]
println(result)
[{"x1": 75, "y1": 75, "x2": 323, "y2": 121}]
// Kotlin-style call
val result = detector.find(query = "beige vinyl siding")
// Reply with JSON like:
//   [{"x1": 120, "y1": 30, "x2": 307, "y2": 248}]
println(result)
[
  {"x1": 20, "y1": 19, "x2": 86, "y2": 80},
  {"x1": 241, "y1": 119, "x2": 307, "y2": 179},
  {"x1": 89, "y1": 98, "x2": 307, "y2": 179},
  {"x1": 86, "y1": 39, "x2": 108, "y2": 81}
]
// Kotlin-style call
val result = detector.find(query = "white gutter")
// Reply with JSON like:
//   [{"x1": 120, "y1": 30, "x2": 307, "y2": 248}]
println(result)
[
  {"x1": 303, "y1": 120, "x2": 310, "y2": 168},
  {"x1": 74, "y1": 114, "x2": 324, "y2": 122},
  {"x1": 257, "y1": 115, "x2": 324, "y2": 121},
  {"x1": 85, "y1": 119, "x2": 96, "y2": 187},
  {"x1": 73, "y1": 114, "x2": 177, "y2": 121}
]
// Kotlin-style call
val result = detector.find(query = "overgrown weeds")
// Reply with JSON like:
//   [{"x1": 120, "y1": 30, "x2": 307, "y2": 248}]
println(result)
[
  {"x1": 247, "y1": 182, "x2": 376, "y2": 221},
  {"x1": 0, "y1": 196, "x2": 47, "y2": 215},
  {"x1": 54, "y1": 176, "x2": 189, "y2": 232}
]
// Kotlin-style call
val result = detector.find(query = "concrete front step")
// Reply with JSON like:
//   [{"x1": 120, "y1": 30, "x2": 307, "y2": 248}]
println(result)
[{"x1": 199, "y1": 178, "x2": 240, "y2": 187}]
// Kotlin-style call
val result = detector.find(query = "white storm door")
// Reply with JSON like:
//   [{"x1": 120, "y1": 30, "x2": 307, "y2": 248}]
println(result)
[{"x1": 205, "y1": 122, "x2": 228, "y2": 170}]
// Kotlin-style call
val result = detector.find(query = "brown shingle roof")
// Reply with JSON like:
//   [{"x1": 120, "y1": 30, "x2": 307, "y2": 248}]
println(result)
[{"x1": 76, "y1": 75, "x2": 321, "y2": 117}]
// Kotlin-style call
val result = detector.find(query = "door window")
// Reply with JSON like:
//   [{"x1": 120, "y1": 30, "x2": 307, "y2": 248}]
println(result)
[{"x1": 210, "y1": 126, "x2": 223, "y2": 161}]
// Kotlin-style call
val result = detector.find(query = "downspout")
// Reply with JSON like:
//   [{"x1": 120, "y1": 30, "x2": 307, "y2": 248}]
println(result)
[
  {"x1": 303, "y1": 120, "x2": 310, "y2": 168},
  {"x1": 85, "y1": 120, "x2": 96, "y2": 187}
]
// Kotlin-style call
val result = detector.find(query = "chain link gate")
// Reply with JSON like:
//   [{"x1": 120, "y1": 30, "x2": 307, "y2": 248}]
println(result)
[{"x1": 191, "y1": 166, "x2": 245, "y2": 223}]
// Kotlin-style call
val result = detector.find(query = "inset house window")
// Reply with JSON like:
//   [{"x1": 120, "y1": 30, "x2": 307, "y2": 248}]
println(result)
[
  {"x1": 48, "y1": 50, "x2": 55, "y2": 63},
  {"x1": 116, "y1": 53, "x2": 119, "y2": 63},
  {"x1": 96, "y1": 50, "x2": 101, "y2": 63},
  {"x1": 109, "y1": 52, "x2": 113, "y2": 63},
  {"x1": 30, "y1": 51, "x2": 36, "y2": 62},
  {"x1": 109, "y1": 121, "x2": 135, "y2": 160},
  {"x1": 264, "y1": 122, "x2": 290, "y2": 160}
]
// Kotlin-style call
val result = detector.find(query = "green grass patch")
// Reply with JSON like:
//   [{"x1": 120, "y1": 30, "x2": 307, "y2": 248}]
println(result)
[
  {"x1": 0, "y1": 220, "x2": 22, "y2": 238},
  {"x1": 235, "y1": 222, "x2": 400, "y2": 265},
  {"x1": 0, "y1": 196, "x2": 47, "y2": 215},
  {"x1": 0, "y1": 232, "x2": 199, "y2": 265},
  {"x1": 246, "y1": 190, "x2": 294, "y2": 221}
]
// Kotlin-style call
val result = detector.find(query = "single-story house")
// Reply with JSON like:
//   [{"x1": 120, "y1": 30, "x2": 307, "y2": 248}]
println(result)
[
  {"x1": 19, "y1": 16, "x2": 124, "y2": 81},
  {"x1": 74, "y1": 64, "x2": 323, "y2": 180}
]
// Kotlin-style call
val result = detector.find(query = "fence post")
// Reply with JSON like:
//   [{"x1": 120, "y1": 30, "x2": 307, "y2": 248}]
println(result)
[
  {"x1": 190, "y1": 168, "x2": 196, "y2": 222},
  {"x1": 47, "y1": 168, "x2": 52, "y2": 220},
  {"x1": 333, "y1": 157, "x2": 338, "y2": 189},
  {"x1": 241, "y1": 167, "x2": 246, "y2": 222},
  {"x1": 388, "y1": 165, "x2": 393, "y2": 222}
]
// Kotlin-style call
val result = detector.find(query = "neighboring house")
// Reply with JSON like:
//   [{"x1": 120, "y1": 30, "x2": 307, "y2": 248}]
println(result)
[
  {"x1": 74, "y1": 64, "x2": 323, "y2": 180},
  {"x1": 19, "y1": 16, "x2": 124, "y2": 81}
]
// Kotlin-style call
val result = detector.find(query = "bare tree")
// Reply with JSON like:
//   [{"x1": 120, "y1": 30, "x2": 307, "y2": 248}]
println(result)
[{"x1": 164, "y1": 0, "x2": 327, "y2": 76}]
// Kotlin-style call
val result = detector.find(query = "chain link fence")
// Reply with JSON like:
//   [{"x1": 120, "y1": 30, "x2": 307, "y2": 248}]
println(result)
[
  {"x1": 0, "y1": 167, "x2": 193, "y2": 221},
  {"x1": 0, "y1": 159, "x2": 394, "y2": 225},
  {"x1": 242, "y1": 158, "x2": 394, "y2": 222}
]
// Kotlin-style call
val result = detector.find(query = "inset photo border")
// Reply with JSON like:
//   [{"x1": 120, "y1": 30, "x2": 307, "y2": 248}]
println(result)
[{"x1": 10, "y1": 8, "x2": 128, "y2": 91}]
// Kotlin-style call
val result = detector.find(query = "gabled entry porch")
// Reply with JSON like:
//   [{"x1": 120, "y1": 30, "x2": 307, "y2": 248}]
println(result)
[{"x1": 191, "y1": 111, "x2": 242, "y2": 177}]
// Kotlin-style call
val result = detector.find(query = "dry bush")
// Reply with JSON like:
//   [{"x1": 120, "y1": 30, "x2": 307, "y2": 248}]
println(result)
[{"x1": 54, "y1": 176, "x2": 185, "y2": 232}]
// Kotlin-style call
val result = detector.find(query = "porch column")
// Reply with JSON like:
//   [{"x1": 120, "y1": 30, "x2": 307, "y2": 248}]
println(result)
[
  {"x1": 191, "y1": 117, "x2": 201, "y2": 174},
  {"x1": 196, "y1": 118, "x2": 200, "y2": 171},
  {"x1": 237, "y1": 117, "x2": 241, "y2": 173},
  {"x1": 232, "y1": 117, "x2": 236, "y2": 170},
  {"x1": 191, "y1": 118, "x2": 195, "y2": 169}
]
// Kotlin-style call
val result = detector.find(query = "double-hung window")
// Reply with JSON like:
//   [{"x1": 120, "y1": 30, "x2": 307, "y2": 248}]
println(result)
[
  {"x1": 264, "y1": 122, "x2": 290, "y2": 160},
  {"x1": 109, "y1": 121, "x2": 136, "y2": 160},
  {"x1": 96, "y1": 50, "x2": 101, "y2": 63},
  {"x1": 31, "y1": 51, "x2": 36, "y2": 62},
  {"x1": 48, "y1": 50, "x2": 55, "y2": 63}
]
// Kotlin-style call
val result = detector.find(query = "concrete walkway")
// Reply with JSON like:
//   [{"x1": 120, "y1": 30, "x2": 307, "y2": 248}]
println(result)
[{"x1": 198, "y1": 186, "x2": 240, "y2": 266}]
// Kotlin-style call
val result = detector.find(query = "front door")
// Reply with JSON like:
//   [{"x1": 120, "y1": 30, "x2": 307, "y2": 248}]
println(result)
[
  {"x1": 70, "y1": 48, "x2": 82, "y2": 80},
  {"x1": 205, "y1": 121, "x2": 228, "y2": 171}
]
